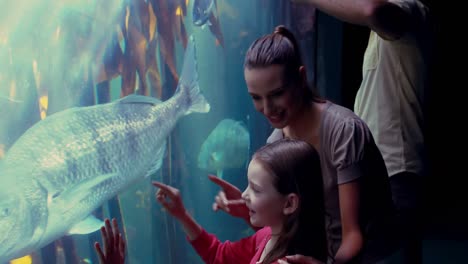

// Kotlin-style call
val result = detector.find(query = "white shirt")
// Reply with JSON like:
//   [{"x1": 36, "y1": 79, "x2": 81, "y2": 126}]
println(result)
[{"x1": 354, "y1": 0, "x2": 432, "y2": 176}]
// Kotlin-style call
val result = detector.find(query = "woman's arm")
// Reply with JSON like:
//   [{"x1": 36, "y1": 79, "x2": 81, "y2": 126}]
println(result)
[
  {"x1": 208, "y1": 175, "x2": 259, "y2": 230},
  {"x1": 335, "y1": 181, "x2": 364, "y2": 263}
]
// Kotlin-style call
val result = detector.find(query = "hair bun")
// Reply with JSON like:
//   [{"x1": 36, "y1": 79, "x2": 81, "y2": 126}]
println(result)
[{"x1": 274, "y1": 25, "x2": 287, "y2": 35}]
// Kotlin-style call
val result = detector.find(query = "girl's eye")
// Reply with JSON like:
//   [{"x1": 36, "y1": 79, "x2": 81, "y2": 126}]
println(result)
[
  {"x1": 251, "y1": 186, "x2": 260, "y2": 193},
  {"x1": 247, "y1": 183, "x2": 259, "y2": 193}
]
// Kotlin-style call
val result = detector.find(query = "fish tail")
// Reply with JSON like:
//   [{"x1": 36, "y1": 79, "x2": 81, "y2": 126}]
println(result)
[{"x1": 177, "y1": 35, "x2": 210, "y2": 114}]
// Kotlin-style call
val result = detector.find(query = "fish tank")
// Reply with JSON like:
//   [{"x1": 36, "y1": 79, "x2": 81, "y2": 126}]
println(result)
[{"x1": 0, "y1": 0, "x2": 323, "y2": 263}]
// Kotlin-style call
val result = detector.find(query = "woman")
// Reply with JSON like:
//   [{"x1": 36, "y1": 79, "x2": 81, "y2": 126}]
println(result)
[{"x1": 210, "y1": 25, "x2": 396, "y2": 264}]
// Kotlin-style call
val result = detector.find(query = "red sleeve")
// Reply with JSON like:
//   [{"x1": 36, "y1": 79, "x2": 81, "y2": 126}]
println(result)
[{"x1": 189, "y1": 228, "x2": 267, "y2": 264}]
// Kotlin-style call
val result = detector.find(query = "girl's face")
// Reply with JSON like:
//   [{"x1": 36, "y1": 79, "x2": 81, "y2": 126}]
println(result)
[
  {"x1": 244, "y1": 65, "x2": 303, "y2": 129},
  {"x1": 242, "y1": 159, "x2": 287, "y2": 230}
]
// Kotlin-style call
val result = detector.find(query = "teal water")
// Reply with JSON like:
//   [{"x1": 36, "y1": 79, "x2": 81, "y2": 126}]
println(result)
[{"x1": 0, "y1": 0, "x2": 317, "y2": 263}]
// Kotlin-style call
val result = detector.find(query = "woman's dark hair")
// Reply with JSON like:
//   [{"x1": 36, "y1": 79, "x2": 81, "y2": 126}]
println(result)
[
  {"x1": 244, "y1": 25, "x2": 321, "y2": 103},
  {"x1": 252, "y1": 138, "x2": 327, "y2": 263}
]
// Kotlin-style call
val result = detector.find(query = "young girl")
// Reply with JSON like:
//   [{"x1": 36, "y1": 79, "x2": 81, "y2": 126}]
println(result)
[{"x1": 153, "y1": 139, "x2": 327, "y2": 264}]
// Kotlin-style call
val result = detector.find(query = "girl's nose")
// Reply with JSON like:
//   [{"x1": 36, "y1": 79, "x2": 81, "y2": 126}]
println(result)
[{"x1": 241, "y1": 188, "x2": 248, "y2": 200}]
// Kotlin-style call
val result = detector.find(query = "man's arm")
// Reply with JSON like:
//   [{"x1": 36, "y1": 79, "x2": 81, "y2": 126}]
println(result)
[{"x1": 292, "y1": 0, "x2": 411, "y2": 40}]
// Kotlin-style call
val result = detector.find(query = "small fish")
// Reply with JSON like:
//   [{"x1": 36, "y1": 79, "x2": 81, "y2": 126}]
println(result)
[
  {"x1": 0, "y1": 36, "x2": 209, "y2": 263},
  {"x1": 197, "y1": 119, "x2": 250, "y2": 179},
  {"x1": 192, "y1": 0, "x2": 215, "y2": 27},
  {"x1": 192, "y1": 0, "x2": 224, "y2": 47}
]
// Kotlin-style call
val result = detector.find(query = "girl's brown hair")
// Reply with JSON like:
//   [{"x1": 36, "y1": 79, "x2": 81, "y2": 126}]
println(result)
[{"x1": 252, "y1": 138, "x2": 327, "y2": 263}]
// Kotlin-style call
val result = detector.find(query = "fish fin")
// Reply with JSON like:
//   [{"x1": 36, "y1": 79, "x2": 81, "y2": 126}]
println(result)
[
  {"x1": 67, "y1": 215, "x2": 103, "y2": 235},
  {"x1": 216, "y1": 169, "x2": 224, "y2": 180},
  {"x1": 144, "y1": 142, "x2": 166, "y2": 178},
  {"x1": 118, "y1": 94, "x2": 162, "y2": 105},
  {"x1": 176, "y1": 35, "x2": 210, "y2": 114},
  {"x1": 50, "y1": 173, "x2": 117, "y2": 209}
]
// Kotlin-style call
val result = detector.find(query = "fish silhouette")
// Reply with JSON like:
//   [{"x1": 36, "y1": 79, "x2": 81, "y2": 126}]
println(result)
[{"x1": 198, "y1": 119, "x2": 250, "y2": 179}]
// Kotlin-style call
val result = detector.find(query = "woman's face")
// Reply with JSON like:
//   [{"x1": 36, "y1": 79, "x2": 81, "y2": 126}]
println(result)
[
  {"x1": 241, "y1": 159, "x2": 287, "y2": 229},
  {"x1": 244, "y1": 65, "x2": 303, "y2": 129}
]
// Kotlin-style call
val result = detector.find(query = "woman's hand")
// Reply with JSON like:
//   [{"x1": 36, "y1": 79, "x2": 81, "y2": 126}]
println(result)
[
  {"x1": 208, "y1": 175, "x2": 249, "y2": 220},
  {"x1": 94, "y1": 218, "x2": 126, "y2": 264},
  {"x1": 278, "y1": 254, "x2": 324, "y2": 264}
]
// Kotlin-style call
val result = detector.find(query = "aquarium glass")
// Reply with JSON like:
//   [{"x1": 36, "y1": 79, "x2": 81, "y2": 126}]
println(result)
[{"x1": 0, "y1": 0, "x2": 317, "y2": 263}]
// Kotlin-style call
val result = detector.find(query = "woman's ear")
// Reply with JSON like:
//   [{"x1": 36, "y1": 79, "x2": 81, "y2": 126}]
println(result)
[
  {"x1": 299, "y1": 65, "x2": 306, "y2": 77},
  {"x1": 299, "y1": 65, "x2": 305, "y2": 74},
  {"x1": 283, "y1": 193, "x2": 299, "y2": 215},
  {"x1": 298, "y1": 66, "x2": 307, "y2": 85}
]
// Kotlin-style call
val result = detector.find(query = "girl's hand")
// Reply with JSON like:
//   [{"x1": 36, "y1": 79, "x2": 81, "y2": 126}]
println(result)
[
  {"x1": 152, "y1": 181, "x2": 187, "y2": 220},
  {"x1": 94, "y1": 218, "x2": 126, "y2": 264}
]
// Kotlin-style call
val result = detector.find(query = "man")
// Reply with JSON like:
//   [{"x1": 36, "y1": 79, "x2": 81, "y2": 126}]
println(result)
[{"x1": 291, "y1": 1, "x2": 434, "y2": 263}]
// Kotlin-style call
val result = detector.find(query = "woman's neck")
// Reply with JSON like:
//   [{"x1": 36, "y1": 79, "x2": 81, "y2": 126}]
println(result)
[{"x1": 283, "y1": 101, "x2": 325, "y2": 149}]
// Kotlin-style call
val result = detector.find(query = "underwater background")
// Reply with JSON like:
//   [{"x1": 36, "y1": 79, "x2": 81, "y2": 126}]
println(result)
[{"x1": 0, "y1": 0, "x2": 318, "y2": 263}]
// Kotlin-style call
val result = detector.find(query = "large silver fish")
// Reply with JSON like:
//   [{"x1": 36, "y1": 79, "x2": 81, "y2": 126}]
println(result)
[
  {"x1": 0, "y1": 36, "x2": 209, "y2": 263},
  {"x1": 197, "y1": 119, "x2": 250, "y2": 179}
]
